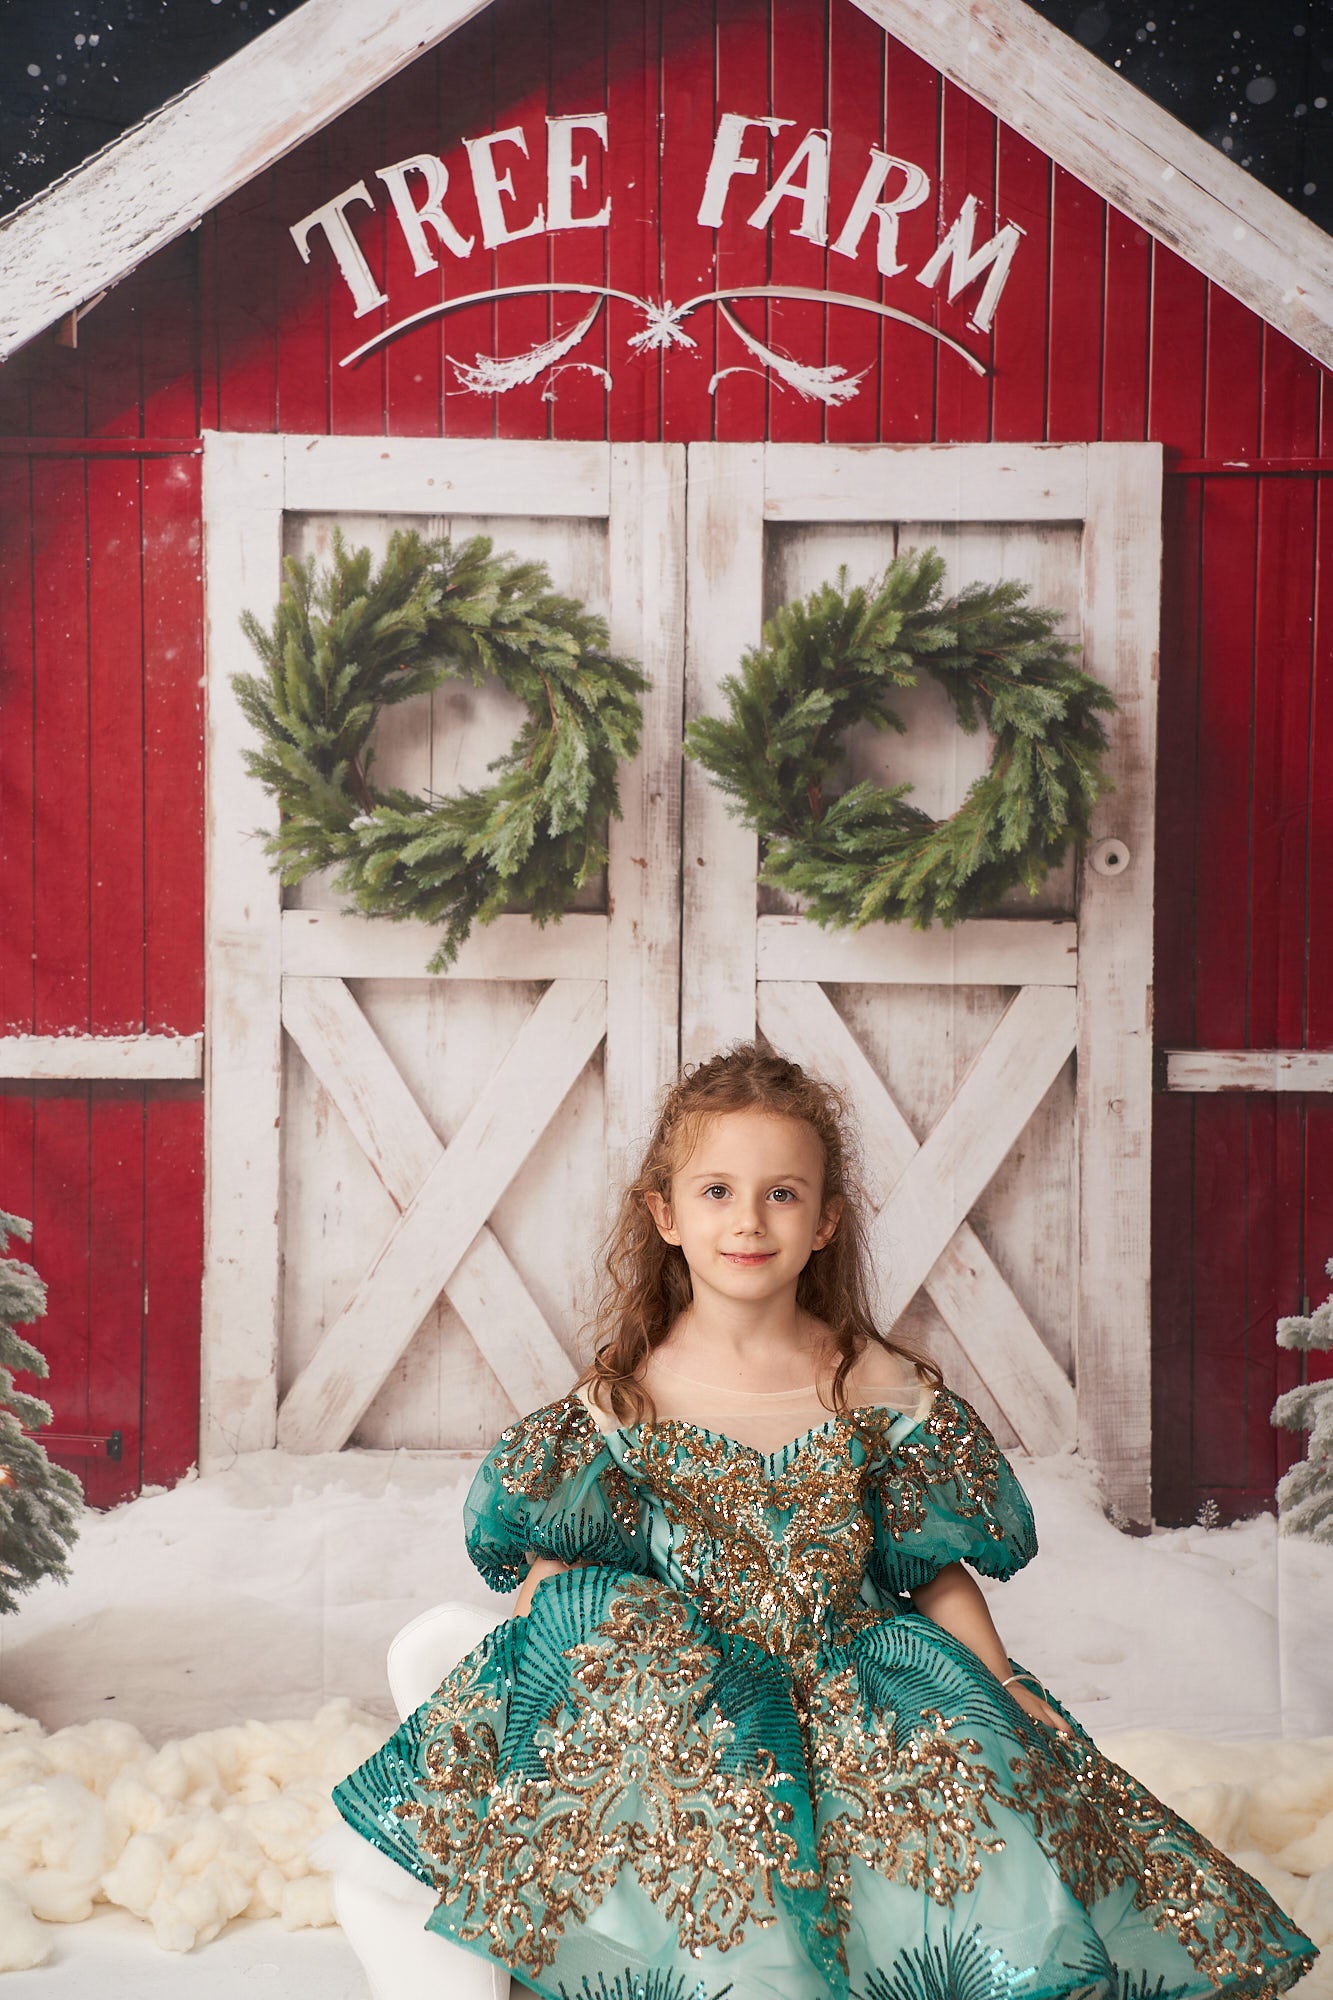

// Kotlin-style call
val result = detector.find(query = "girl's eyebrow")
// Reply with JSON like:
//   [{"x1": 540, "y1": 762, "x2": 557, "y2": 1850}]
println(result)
[{"x1": 688, "y1": 1170, "x2": 813, "y2": 1185}]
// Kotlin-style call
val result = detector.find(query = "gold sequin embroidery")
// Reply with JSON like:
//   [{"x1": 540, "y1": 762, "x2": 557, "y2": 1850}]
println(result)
[
  {"x1": 397, "y1": 1580, "x2": 819, "y2": 1977},
  {"x1": 865, "y1": 1389, "x2": 1011, "y2": 1545},
  {"x1": 617, "y1": 1420, "x2": 877, "y2": 1668},
  {"x1": 807, "y1": 1665, "x2": 1010, "y2": 1970},
  {"x1": 1003, "y1": 1734, "x2": 1310, "y2": 1989}
]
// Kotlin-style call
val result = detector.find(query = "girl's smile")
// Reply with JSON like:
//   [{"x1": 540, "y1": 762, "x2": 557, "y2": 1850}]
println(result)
[{"x1": 644, "y1": 1108, "x2": 842, "y2": 1325}]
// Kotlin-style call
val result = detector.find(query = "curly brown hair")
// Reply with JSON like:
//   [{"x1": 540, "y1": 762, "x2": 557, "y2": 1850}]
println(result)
[{"x1": 577, "y1": 1042, "x2": 942, "y2": 1426}]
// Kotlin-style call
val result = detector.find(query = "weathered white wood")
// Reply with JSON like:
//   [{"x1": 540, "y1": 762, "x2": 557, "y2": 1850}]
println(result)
[
  {"x1": 682, "y1": 443, "x2": 764, "y2": 1062},
  {"x1": 281, "y1": 437, "x2": 610, "y2": 517},
  {"x1": 758, "y1": 982, "x2": 1075, "y2": 1453},
  {"x1": 1074, "y1": 443, "x2": 1162, "y2": 1525},
  {"x1": 875, "y1": 984, "x2": 1078, "y2": 1318},
  {"x1": 756, "y1": 915, "x2": 1078, "y2": 986},
  {"x1": 762, "y1": 444, "x2": 1089, "y2": 524},
  {"x1": 604, "y1": 445, "x2": 686, "y2": 1167},
  {"x1": 0, "y1": 0, "x2": 493, "y2": 362},
  {"x1": 846, "y1": 0, "x2": 1333, "y2": 372},
  {"x1": 0, "y1": 1035, "x2": 203, "y2": 1080},
  {"x1": 280, "y1": 976, "x2": 573, "y2": 1411},
  {"x1": 201, "y1": 433, "x2": 286, "y2": 1469},
  {"x1": 277, "y1": 978, "x2": 606, "y2": 1453},
  {"x1": 281, "y1": 909, "x2": 607, "y2": 980},
  {"x1": 281, "y1": 978, "x2": 441, "y2": 1203},
  {"x1": 1165, "y1": 1050, "x2": 1333, "y2": 1093}
]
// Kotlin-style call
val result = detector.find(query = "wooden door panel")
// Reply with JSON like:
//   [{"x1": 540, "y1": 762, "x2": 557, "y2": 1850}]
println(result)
[
  {"x1": 203, "y1": 436, "x2": 684, "y2": 1463},
  {"x1": 684, "y1": 441, "x2": 1161, "y2": 1519}
]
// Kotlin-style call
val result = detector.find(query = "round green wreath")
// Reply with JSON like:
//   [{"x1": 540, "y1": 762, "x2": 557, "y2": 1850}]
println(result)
[
  {"x1": 684, "y1": 548, "x2": 1117, "y2": 930},
  {"x1": 234, "y1": 529, "x2": 649, "y2": 970}
]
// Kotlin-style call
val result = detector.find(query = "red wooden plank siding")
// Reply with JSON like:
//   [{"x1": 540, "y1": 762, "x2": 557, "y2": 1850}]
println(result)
[
  {"x1": 88, "y1": 459, "x2": 146, "y2": 1033},
  {"x1": 1250, "y1": 477, "x2": 1315, "y2": 1056},
  {"x1": 1310, "y1": 483, "x2": 1333, "y2": 1058},
  {"x1": 140, "y1": 236, "x2": 201, "y2": 441},
  {"x1": 659, "y1": 0, "x2": 717, "y2": 443},
  {"x1": 86, "y1": 1091, "x2": 145, "y2": 1510},
  {"x1": 933, "y1": 81, "x2": 992, "y2": 442},
  {"x1": 1148, "y1": 246, "x2": 1206, "y2": 456},
  {"x1": 1046, "y1": 164, "x2": 1103, "y2": 441},
  {"x1": 824, "y1": 1, "x2": 886, "y2": 447},
  {"x1": 713, "y1": 0, "x2": 772, "y2": 444},
  {"x1": 379, "y1": 56, "x2": 447, "y2": 441},
  {"x1": 327, "y1": 98, "x2": 389, "y2": 437},
  {"x1": 31, "y1": 1092, "x2": 93, "y2": 1478},
  {"x1": 1100, "y1": 208, "x2": 1151, "y2": 440},
  {"x1": 549, "y1": 0, "x2": 611, "y2": 443},
  {"x1": 1149, "y1": 473, "x2": 1202, "y2": 1523},
  {"x1": 84, "y1": 284, "x2": 143, "y2": 441},
  {"x1": 488, "y1": 0, "x2": 554, "y2": 445},
  {"x1": 765, "y1": 0, "x2": 829, "y2": 449},
  {"x1": 605, "y1": 0, "x2": 658, "y2": 442},
  {"x1": 991, "y1": 125, "x2": 1048, "y2": 444},
  {"x1": 275, "y1": 132, "x2": 332, "y2": 438},
  {"x1": 32, "y1": 460, "x2": 91, "y2": 1035},
  {"x1": 0, "y1": 456, "x2": 36, "y2": 1033},
  {"x1": 142, "y1": 1092, "x2": 204, "y2": 1488},
  {"x1": 878, "y1": 38, "x2": 937, "y2": 442},
  {"x1": 441, "y1": 16, "x2": 499, "y2": 443},
  {"x1": 210, "y1": 174, "x2": 280, "y2": 433},
  {"x1": 142, "y1": 457, "x2": 205, "y2": 1032}
]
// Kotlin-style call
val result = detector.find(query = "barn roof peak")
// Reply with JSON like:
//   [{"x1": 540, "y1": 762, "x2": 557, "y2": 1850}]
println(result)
[{"x1": 1, "y1": 0, "x2": 1330, "y2": 370}]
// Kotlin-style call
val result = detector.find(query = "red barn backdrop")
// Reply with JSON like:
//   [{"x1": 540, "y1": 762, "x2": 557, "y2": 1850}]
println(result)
[{"x1": 0, "y1": 0, "x2": 1329, "y2": 1524}]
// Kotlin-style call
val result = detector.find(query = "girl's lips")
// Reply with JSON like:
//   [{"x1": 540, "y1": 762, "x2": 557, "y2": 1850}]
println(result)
[{"x1": 723, "y1": 1251, "x2": 777, "y2": 1264}]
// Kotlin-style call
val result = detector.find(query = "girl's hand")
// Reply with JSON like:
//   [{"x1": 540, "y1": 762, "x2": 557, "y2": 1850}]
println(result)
[
  {"x1": 514, "y1": 1555, "x2": 570, "y2": 1617},
  {"x1": 1007, "y1": 1680, "x2": 1072, "y2": 1737}
]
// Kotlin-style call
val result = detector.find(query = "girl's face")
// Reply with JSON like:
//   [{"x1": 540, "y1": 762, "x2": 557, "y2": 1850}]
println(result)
[{"x1": 645, "y1": 1109, "x2": 842, "y2": 1307}]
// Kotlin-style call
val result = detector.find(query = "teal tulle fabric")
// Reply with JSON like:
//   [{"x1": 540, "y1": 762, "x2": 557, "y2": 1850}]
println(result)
[{"x1": 333, "y1": 1386, "x2": 1318, "y2": 2000}]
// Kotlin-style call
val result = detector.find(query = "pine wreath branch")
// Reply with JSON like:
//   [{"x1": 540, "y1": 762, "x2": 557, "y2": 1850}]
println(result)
[
  {"x1": 235, "y1": 530, "x2": 650, "y2": 969},
  {"x1": 685, "y1": 549, "x2": 1116, "y2": 931}
]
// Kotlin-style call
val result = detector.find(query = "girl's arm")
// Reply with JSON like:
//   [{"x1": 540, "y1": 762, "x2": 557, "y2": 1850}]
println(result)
[
  {"x1": 513, "y1": 1553, "x2": 570, "y2": 1616},
  {"x1": 910, "y1": 1562, "x2": 1070, "y2": 1735}
]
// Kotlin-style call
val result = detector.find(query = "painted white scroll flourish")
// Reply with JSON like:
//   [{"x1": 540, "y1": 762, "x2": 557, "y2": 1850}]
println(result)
[{"x1": 339, "y1": 282, "x2": 986, "y2": 406}]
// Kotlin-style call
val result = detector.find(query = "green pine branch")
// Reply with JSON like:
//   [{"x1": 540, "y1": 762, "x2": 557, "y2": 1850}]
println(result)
[
  {"x1": 0, "y1": 1209, "x2": 82, "y2": 1614},
  {"x1": 685, "y1": 548, "x2": 1116, "y2": 931},
  {"x1": 235, "y1": 530, "x2": 649, "y2": 968}
]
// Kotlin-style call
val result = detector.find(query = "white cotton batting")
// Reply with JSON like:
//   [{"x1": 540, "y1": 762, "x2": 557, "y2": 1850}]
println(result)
[
  {"x1": 0, "y1": 1877, "x2": 52, "y2": 1971},
  {"x1": 0, "y1": 1697, "x2": 384, "y2": 1953}
]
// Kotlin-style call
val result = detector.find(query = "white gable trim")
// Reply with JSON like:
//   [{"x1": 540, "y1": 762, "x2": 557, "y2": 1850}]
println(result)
[
  {"x1": 851, "y1": 0, "x2": 1333, "y2": 370},
  {"x1": 0, "y1": 0, "x2": 1330, "y2": 371},
  {"x1": 0, "y1": 0, "x2": 490, "y2": 364}
]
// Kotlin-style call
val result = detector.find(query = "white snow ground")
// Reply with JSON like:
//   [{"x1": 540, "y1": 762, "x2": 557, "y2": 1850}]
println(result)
[{"x1": 1, "y1": 1440, "x2": 1331, "y2": 1995}]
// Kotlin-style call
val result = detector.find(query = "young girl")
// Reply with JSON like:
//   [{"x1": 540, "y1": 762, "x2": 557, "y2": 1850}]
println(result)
[{"x1": 334, "y1": 1045, "x2": 1317, "y2": 2000}]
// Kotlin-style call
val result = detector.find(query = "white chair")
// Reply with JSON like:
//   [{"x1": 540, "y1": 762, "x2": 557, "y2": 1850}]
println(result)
[{"x1": 321, "y1": 1601, "x2": 518, "y2": 2000}]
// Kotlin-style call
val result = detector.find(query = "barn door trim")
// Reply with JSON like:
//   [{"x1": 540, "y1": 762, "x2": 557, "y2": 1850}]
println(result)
[
  {"x1": 684, "y1": 441, "x2": 1162, "y2": 1521},
  {"x1": 201, "y1": 433, "x2": 685, "y2": 1467}
]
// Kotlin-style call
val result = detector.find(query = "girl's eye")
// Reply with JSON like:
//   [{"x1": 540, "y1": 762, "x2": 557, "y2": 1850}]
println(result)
[
  {"x1": 703, "y1": 1184, "x2": 729, "y2": 1200},
  {"x1": 769, "y1": 1187, "x2": 796, "y2": 1203}
]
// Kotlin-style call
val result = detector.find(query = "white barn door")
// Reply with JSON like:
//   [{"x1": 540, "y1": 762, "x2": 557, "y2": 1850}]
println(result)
[
  {"x1": 683, "y1": 443, "x2": 1161, "y2": 1524},
  {"x1": 202, "y1": 437, "x2": 684, "y2": 1465}
]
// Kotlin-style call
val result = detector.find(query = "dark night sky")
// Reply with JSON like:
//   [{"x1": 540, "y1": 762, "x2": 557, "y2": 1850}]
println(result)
[{"x1": 1, "y1": 0, "x2": 1330, "y2": 232}]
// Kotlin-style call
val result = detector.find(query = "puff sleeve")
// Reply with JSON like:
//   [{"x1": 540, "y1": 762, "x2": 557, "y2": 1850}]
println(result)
[
  {"x1": 862, "y1": 1385, "x2": 1037, "y2": 1600},
  {"x1": 463, "y1": 1394, "x2": 645, "y2": 1592}
]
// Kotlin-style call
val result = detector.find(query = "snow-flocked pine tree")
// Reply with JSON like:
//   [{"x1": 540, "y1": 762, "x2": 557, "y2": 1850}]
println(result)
[
  {"x1": 0, "y1": 1209, "x2": 82, "y2": 1611},
  {"x1": 1272, "y1": 1256, "x2": 1333, "y2": 1544}
]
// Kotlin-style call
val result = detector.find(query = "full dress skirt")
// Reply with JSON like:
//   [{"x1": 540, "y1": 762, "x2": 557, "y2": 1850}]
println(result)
[{"x1": 333, "y1": 1388, "x2": 1318, "y2": 2000}]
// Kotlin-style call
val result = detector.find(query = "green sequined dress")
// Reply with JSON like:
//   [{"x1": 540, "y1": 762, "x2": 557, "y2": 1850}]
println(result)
[{"x1": 332, "y1": 1385, "x2": 1318, "y2": 2000}]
